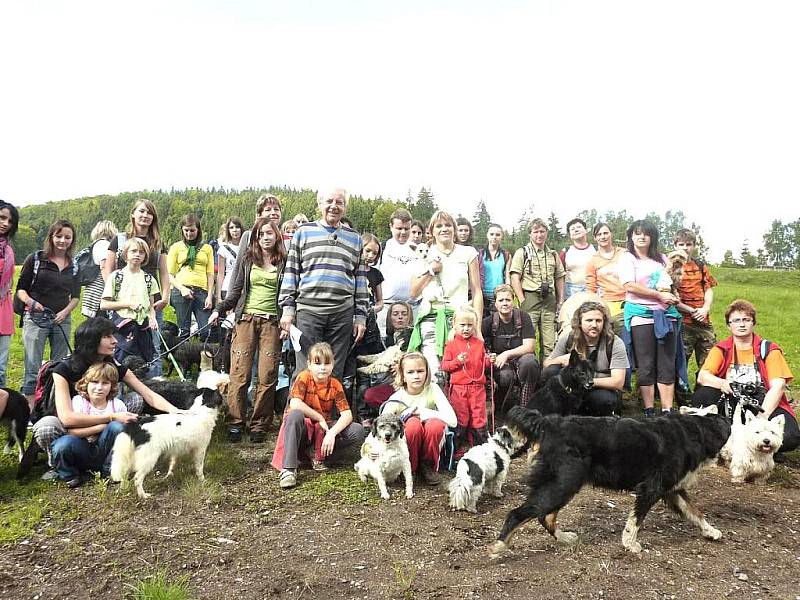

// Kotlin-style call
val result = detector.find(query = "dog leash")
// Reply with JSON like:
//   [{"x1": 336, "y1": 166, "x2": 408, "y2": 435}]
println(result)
[
  {"x1": 141, "y1": 320, "x2": 215, "y2": 374},
  {"x1": 488, "y1": 357, "x2": 495, "y2": 435},
  {"x1": 156, "y1": 326, "x2": 186, "y2": 382}
]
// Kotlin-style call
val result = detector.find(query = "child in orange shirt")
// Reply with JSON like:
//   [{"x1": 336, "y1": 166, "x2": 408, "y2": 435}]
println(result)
[
  {"x1": 272, "y1": 342, "x2": 366, "y2": 488},
  {"x1": 441, "y1": 305, "x2": 492, "y2": 457}
]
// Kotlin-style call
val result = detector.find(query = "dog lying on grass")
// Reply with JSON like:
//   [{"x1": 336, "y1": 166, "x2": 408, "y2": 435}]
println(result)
[
  {"x1": 110, "y1": 370, "x2": 229, "y2": 498},
  {"x1": 488, "y1": 404, "x2": 730, "y2": 558}
]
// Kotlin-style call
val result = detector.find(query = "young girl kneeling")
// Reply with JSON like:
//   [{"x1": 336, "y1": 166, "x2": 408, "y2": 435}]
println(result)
[
  {"x1": 382, "y1": 352, "x2": 456, "y2": 485},
  {"x1": 271, "y1": 342, "x2": 366, "y2": 489},
  {"x1": 49, "y1": 363, "x2": 134, "y2": 488}
]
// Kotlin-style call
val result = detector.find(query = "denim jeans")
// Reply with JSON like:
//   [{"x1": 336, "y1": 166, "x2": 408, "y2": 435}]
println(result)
[
  {"x1": 21, "y1": 313, "x2": 72, "y2": 395},
  {"x1": 50, "y1": 420, "x2": 124, "y2": 480},
  {"x1": 170, "y1": 287, "x2": 211, "y2": 340},
  {"x1": 148, "y1": 309, "x2": 165, "y2": 378},
  {"x1": 0, "y1": 334, "x2": 11, "y2": 387}
]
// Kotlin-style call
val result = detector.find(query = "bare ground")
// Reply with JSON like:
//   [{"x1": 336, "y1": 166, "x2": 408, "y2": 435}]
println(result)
[{"x1": 1, "y1": 431, "x2": 799, "y2": 600}]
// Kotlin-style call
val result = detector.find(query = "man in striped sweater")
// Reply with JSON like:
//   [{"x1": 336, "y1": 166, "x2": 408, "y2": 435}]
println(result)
[{"x1": 279, "y1": 188, "x2": 369, "y2": 382}]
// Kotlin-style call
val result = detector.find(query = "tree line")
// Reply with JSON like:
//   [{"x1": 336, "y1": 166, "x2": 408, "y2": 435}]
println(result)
[
  {"x1": 12, "y1": 186, "x2": 787, "y2": 266},
  {"x1": 719, "y1": 219, "x2": 800, "y2": 269}
]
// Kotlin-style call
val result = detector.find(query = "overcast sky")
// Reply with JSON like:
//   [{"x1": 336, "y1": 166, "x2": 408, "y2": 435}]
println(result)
[{"x1": 1, "y1": 0, "x2": 798, "y2": 261}]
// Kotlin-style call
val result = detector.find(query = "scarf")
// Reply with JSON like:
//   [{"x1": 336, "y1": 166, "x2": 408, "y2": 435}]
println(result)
[
  {"x1": 0, "y1": 238, "x2": 15, "y2": 298},
  {"x1": 184, "y1": 239, "x2": 199, "y2": 270}
]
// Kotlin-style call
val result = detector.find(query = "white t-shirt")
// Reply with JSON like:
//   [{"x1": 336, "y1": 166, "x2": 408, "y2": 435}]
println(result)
[
  {"x1": 417, "y1": 244, "x2": 478, "y2": 310},
  {"x1": 564, "y1": 244, "x2": 596, "y2": 286},
  {"x1": 378, "y1": 238, "x2": 420, "y2": 303},
  {"x1": 385, "y1": 383, "x2": 457, "y2": 427},
  {"x1": 217, "y1": 242, "x2": 240, "y2": 294},
  {"x1": 71, "y1": 394, "x2": 127, "y2": 416}
]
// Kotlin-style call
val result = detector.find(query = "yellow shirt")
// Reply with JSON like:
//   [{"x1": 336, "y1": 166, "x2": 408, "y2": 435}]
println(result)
[{"x1": 167, "y1": 242, "x2": 214, "y2": 290}]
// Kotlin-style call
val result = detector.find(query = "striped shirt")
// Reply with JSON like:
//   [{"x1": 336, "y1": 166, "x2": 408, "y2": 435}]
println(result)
[{"x1": 278, "y1": 220, "x2": 369, "y2": 325}]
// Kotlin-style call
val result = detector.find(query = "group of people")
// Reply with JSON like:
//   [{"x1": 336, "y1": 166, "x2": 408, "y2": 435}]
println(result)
[{"x1": 0, "y1": 190, "x2": 796, "y2": 491}]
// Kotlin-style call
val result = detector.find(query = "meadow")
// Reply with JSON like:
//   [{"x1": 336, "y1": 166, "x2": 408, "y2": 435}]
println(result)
[{"x1": 0, "y1": 266, "x2": 797, "y2": 599}]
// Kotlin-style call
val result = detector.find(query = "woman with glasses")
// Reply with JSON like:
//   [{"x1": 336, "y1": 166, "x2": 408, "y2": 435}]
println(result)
[
  {"x1": 692, "y1": 299, "x2": 798, "y2": 453},
  {"x1": 542, "y1": 300, "x2": 628, "y2": 416},
  {"x1": 618, "y1": 219, "x2": 680, "y2": 417}
]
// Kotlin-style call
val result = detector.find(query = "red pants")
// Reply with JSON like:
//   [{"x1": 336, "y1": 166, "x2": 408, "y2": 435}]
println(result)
[
  {"x1": 449, "y1": 382, "x2": 487, "y2": 430},
  {"x1": 404, "y1": 416, "x2": 446, "y2": 472}
]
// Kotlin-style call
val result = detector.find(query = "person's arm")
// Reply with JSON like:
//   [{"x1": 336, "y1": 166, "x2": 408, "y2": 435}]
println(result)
[
  {"x1": 320, "y1": 409, "x2": 354, "y2": 458},
  {"x1": 123, "y1": 369, "x2": 179, "y2": 413},
  {"x1": 760, "y1": 378, "x2": 786, "y2": 418},
  {"x1": 54, "y1": 298, "x2": 79, "y2": 325},
  {"x1": 15, "y1": 255, "x2": 42, "y2": 311},
  {"x1": 593, "y1": 369, "x2": 625, "y2": 391},
  {"x1": 204, "y1": 246, "x2": 215, "y2": 309},
  {"x1": 623, "y1": 281, "x2": 678, "y2": 305},
  {"x1": 697, "y1": 368, "x2": 733, "y2": 395},
  {"x1": 210, "y1": 257, "x2": 246, "y2": 323},
  {"x1": 154, "y1": 253, "x2": 171, "y2": 311},
  {"x1": 373, "y1": 283, "x2": 383, "y2": 314},
  {"x1": 288, "y1": 397, "x2": 327, "y2": 427},
  {"x1": 543, "y1": 352, "x2": 570, "y2": 368},
  {"x1": 439, "y1": 343, "x2": 460, "y2": 373},
  {"x1": 503, "y1": 251, "x2": 511, "y2": 285},
  {"x1": 495, "y1": 337, "x2": 535, "y2": 369},
  {"x1": 692, "y1": 287, "x2": 714, "y2": 323},
  {"x1": 510, "y1": 273, "x2": 526, "y2": 306},
  {"x1": 102, "y1": 248, "x2": 117, "y2": 281},
  {"x1": 468, "y1": 257, "x2": 483, "y2": 321},
  {"x1": 216, "y1": 254, "x2": 226, "y2": 304},
  {"x1": 278, "y1": 232, "x2": 300, "y2": 335},
  {"x1": 418, "y1": 383, "x2": 457, "y2": 427},
  {"x1": 410, "y1": 259, "x2": 441, "y2": 298},
  {"x1": 585, "y1": 260, "x2": 598, "y2": 293},
  {"x1": 67, "y1": 424, "x2": 107, "y2": 438}
]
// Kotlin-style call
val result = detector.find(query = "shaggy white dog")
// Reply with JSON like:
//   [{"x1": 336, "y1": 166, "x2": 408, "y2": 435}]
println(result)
[
  {"x1": 356, "y1": 344, "x2": 404, "y2": 375},
  {"x1": 354, "y1": 413, "x2": 413, "y2": 500},
  {"x1": 110, "y1": 371, "x2": 229, "y2": 498},
  {"x1": 449, "y1": 426, "x2": 522, "y2": 513},
  {"x1": 720, "y1": 403, "x2": 785, "y2": 484}
]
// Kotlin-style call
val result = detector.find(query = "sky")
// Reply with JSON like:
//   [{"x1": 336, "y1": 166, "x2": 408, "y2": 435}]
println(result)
[{"x1": 1, "y1": 0, "x2": 799, "y2": 261}]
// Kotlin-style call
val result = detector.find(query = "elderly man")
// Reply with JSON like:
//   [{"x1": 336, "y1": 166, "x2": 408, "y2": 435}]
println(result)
[
  {"x1": 279, "y1": 188, "x2": 369, "y2": 381},
  {"x1": 509, "y1": 218, "x2": 565, "y2": 359},
  {"x1": 482, "y1": 284, "x2": 541, "y2": 410}
]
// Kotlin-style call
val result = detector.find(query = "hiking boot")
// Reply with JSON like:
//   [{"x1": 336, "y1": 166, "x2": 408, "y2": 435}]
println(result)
[
  {"x1": 41, "y1": 468, "x2": 59, "y2": 482},
  {"x1": 249, "y1": 430, "x2": 266, "y2": 443},
  {"x1": 66, "y1": 474, "x2": 89, "y2": 489},
  {"x1": 228, "y1": 427, "x2": 243, "y2": 443},
  {"x1": 642, "y1": 407, "x2": 656, "y2": 418},
  {"x1": 279, "y1": 469, "x2": 297, "y2": 489},
  {"x1": 420, "y1": 461, "x2": 441, "y2": 486}
]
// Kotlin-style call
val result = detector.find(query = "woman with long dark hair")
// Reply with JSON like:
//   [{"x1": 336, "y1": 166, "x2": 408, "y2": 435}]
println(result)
[
  {"x1": 0, "y1": 200, "x2": 19, "y2": 388},
  {"x1": 16, "y1": 219, "x2": 80, "y2": 405},
  {"x1": 618, "y1": 220, "x2": 680, "y2": 417},
  {"x1": 168, "y1": 213, "x2": 215, "y2": 340},
  {"x1": 210, "y1": 218, "x2": 286, "y2": 443}
]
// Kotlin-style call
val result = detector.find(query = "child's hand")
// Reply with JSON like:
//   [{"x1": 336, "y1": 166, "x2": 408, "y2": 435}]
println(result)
[
  {"x1": 320, "y1": 430, "x2": 336, "y2": 457},
  {"x1": 317, "y1": 418, "x2": 330, "y2": 432},
  {"x1": 457, "y1": 351, "x2": 467, "y2": 364}
]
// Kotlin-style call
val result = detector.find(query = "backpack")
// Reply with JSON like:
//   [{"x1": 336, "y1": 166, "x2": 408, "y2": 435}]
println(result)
[
  {"x1": 694, "y1": 257, "x2": 708, "y2": 291},
  {"x1": 74, "y1": 241, "x2": 100, "y2": 286},
  {"x1": 13, "y1": 251, "x2": 79, "y2": 317},
  {"x1": 30, "y1": 360, "x2": 64, "y2": 424},
  {"x1": 521, "y1": 244, "x2": 557, "y2": 280},
  {"x1": 490, "y1": 308, "x2": 523, "y2": 351}
]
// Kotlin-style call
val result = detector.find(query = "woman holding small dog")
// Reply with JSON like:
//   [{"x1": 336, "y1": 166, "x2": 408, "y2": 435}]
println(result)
[
  {"x1": 382, "y1": 352, "x2": 456, "y2": 485},
  {"x1": 543, "y1": 301, "x2": 629, "y2": 416},
  {"x1": 409, "y1": 211, "x2": 482, "y2": 381},
  {"x1": 692, "y1": 299, "x2": 798, "y2": 453},
  {"x1": 210, "y1": 218, "x2": 286, "y2": 443},
  {"x1": 618, "y1": 220, "x2": 680, "y2": 417}
]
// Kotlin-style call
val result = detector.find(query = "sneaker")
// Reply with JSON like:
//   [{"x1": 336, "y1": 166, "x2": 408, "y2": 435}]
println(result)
[
  {"x1": 279, "y1": 469, "x2": 297, "y2": 488},
  {"x1": 228, "y1": 427, "x2": 243, "y2": 443},
  {"x1": 249, "y1": 430, "x2": 266, "y2": 443},
  {"x1": 41, "y1": 468, "x2": 59, "y2": 482},
  {"x1": 642, "y1": 407, "x2": 656, "y2": 418},
  {"x1": 311, "y1": 458, "x2": 328, "y2": 471},
  {"x1": 420, "y1": 461, "x2": 441, "y2": 486},
  {"x1": 662, "y1": 407, "x2": 678, "y2": 415},
  {"x1": 66, "y1": 474, "x2": 89, "y2": 489}
]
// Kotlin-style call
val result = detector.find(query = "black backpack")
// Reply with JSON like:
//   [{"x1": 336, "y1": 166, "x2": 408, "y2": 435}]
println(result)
[{"x1": 75, "y1": 241, "x2": 100, "y2": 286}]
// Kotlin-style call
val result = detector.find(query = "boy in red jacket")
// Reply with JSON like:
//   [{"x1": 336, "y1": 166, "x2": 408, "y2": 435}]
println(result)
[{"x1": 441, "y1": 305, "x2": 492, "y2": 458}]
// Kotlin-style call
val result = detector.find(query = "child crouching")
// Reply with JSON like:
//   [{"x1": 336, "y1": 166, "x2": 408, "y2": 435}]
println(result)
[
  {"x1": 441, "y1": 305, "x2": 492, "y2": 458},
  {"x1": 271, "y1": 342, "x2": 366, "y2": 489}
]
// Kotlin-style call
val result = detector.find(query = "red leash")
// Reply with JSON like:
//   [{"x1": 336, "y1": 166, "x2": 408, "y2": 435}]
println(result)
[{"x1": 488, "y1": 356, "x2": 495, "y2": 435}]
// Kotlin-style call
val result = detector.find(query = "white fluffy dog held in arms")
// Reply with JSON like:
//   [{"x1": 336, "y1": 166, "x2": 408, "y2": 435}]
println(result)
[
  {"x1": 110, "y1": 370, "x2": 229, "y2": 498},
  {"x1": 354, "y1": 412, "x2": 414, "y2": 500}
]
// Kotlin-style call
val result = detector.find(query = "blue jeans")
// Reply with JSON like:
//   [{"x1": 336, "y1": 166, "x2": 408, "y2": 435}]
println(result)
[
  {"x1": 148, "y1": 309, "x2": 165, "y2": 378},
  {"x1": 50, "y1": 420, "x2": 124, "y2": 481},
  {"x1": 170, "y1": 287, "x2": 211, "y2": 340},
  {"x1": 21, "y1": 313, "x2": 72, "y2": 395},
  {"x1": 564, "y1": 282, "x2": 587, "y2": 299},
  {"x1": 0, "y1": 334, "x2": 11, "y2": 387}
]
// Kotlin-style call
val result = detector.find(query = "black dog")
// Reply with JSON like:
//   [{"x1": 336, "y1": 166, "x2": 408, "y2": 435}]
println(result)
[
  {"x1": 2, "y1": 388, "x2": 30, "y2": 461},
  {"x1": 527, "y1": 350, "x2": 594, "y2": 415},
  {"x1": 121, "y1": 355, "x2": 203, "y2": 413},
  {"x1": 489, "y1": 405, "x2": 731, "y2": 557}
]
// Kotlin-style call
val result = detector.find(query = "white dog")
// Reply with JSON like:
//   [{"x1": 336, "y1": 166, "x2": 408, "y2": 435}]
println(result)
[
  {"x1": 110, "y1": 370, "x2": 229, "y2": 498},
  {"x1": 449, "y1": 426, "x2": 521, "y2": 513},
  {"x1": 356, "y1": 344, "x2": 404, "y2": 375},
  {"x1": 719, "y1": 403, "x2": 785, "y2": 484},
  {"x1": 354, "y1": 413, "x2": 413, "y2": 500}
]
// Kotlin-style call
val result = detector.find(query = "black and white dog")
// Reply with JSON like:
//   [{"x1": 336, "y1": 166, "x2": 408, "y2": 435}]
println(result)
[
  {"x1": 449, "y1": 426, "x2": 522, "y2": 513},
  {"x1": 354, "y1": 413, "x2": 414, "y2": 500},
  {"x1": 122, "y1": 355, "x2": 207, "y2": 413},
  {"x1": 110, "y1": 370, "x2": 229, "y2": 498},
  {"x1": 528, "y1": 350, "x2": 594, "y2": 415},
  {"x1": 489, "y1": 405, "x2": 731, "y2": 558},
  {"x1": 1, "y1": 388, "x2": 30, "y2": 461}
]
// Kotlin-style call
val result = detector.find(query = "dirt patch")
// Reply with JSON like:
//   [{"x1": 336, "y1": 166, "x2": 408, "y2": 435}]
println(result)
[{"x1": 2, "y1": 436, "x2": 799, "y2": 600}]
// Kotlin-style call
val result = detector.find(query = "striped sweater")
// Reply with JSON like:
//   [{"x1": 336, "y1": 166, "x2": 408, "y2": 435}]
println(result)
[{"x1": 278, "y1": 220, "x2": 369, "y2": 325}]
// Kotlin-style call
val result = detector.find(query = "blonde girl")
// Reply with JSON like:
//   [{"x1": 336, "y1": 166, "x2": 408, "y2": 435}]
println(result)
[{"x1": 383, "y1": 352, "x2": 456, "y2": 485}]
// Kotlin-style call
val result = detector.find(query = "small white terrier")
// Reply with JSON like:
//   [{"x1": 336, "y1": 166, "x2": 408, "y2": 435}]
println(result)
[
  {"x1": 720, "y1": 403, "x2": 785, "y2": 484},
  {"x1": 355, "y1": 413, "x2": 414, "y2": 500}
]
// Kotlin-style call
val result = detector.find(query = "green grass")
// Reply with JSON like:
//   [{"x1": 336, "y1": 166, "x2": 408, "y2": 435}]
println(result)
[
  {"x1": 128, "y1": 571, "x2": 192, "y2": 600},
  {"x1": 287, "y1": 468, "x2": 380, "y2": 506}
]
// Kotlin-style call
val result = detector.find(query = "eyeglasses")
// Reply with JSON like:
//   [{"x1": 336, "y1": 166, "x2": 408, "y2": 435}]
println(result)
[{"x1": 728, "y1": 318, "x2": 753, "y2": 325}]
